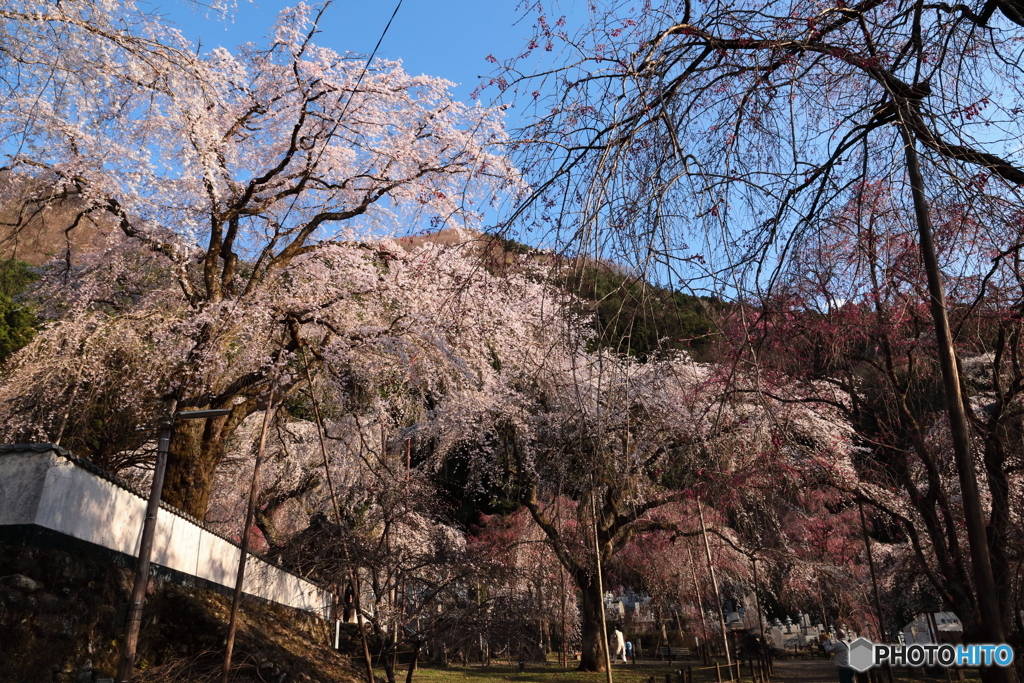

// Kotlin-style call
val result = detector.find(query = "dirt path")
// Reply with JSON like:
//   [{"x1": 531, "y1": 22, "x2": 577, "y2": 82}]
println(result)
[{"x1": 769, "y1": 659, "x2": 840, "y2": 683}]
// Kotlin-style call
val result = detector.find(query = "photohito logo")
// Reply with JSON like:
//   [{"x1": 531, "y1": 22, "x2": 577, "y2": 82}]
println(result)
[
  {"x1": 848, "y1": 639, "x2": 875, "y2": 672},
  {"x1": 840, "y1": 638, "x2": 1015, "y2": 671}
]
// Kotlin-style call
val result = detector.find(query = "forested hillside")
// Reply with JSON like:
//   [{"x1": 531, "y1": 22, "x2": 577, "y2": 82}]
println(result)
[
  {"x1": 459, "y1": 232, "x2": 723, "y2": 360},
  {"x1": 562, "y1": 262, "x2": 719, "y2": 360}
]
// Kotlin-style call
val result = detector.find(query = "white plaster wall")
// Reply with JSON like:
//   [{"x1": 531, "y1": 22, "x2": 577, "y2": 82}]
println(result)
[
  {"x1": 0, "y1": 448, "x2": 331, "y2": 617},
  {"x1": 36, "y1": 454, "x2": 145, "y2": 557}
]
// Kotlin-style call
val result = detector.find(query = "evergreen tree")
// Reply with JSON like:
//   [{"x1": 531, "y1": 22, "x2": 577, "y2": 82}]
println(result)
[{"x1": 0, "y1": 259, "x2": 37, "y2": 363}]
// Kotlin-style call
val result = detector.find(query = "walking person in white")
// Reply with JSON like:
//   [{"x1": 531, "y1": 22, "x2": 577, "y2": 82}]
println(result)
[
  {"x1": 611, "y1": 627, "x2": 627, "y2": 663},
  {"x1": 820, "y1": 629, "x2": 855, "y2": 683}
]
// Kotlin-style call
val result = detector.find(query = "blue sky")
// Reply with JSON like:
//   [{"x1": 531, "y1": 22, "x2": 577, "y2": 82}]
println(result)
[{"x1": 163, "y1": 0, "x2": 539, "y2": 102}]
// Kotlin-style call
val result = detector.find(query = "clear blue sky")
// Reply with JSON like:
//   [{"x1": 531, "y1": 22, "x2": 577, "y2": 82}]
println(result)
[{"x1": 164, "y1": 0, "x2": 539, "y2": 102}]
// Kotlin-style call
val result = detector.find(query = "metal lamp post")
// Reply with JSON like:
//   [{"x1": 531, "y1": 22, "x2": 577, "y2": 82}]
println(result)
[{"x1": 117, "y1": 407, "x2": 232, "y2": 683}]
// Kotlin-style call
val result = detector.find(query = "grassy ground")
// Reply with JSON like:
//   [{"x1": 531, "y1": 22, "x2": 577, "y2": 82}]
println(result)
[
  {"x1": 380, "y1": 651, "x2": 758, "y2": 683},
  {"x1": 383, "y1": 655, "x2": 986, "y2": 683},
  {"x1": 387, "y1": 660, "x2": 718, "y2": 683}
]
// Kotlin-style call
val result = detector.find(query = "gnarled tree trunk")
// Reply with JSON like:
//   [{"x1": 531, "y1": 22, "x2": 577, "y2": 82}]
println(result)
[
  {"x1": 577, "y1": 573, "x2": 608, "y2": 672},
  {"x1": 163, "y1": 404, "x2": 251, "y2": 518}
]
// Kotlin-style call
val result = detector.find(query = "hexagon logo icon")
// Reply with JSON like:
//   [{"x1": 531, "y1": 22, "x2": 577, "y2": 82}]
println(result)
[{"x1": 848, "y1": 638, "x2": 875, "y2": 672}]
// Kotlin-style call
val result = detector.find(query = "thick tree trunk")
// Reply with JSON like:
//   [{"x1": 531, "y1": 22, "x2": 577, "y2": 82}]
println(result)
[
  {"x1": 405, "y1": 641, "x2": 421, "y2": 683},
  {"x1": 159, "y1": 400, "x2": 256, "y2": 519},
  {"x1": 981, "y1": 436, "x2": 1015, "y2": 634},
  {"x1": 164, "y1": 419, "x2": 220, "y2": 517},
  {"x1": 578, "y1": 575, "x2": 607, "y2": 672},
  {"x1": 163, "y1": 411, "x2": 240, "y2": 518},
  {"x1": 432, "y1": 638, "x2": 447, "y2": 666},
  {"x1": 383, "y1": 644, "x2": 397, "y2": 683}
]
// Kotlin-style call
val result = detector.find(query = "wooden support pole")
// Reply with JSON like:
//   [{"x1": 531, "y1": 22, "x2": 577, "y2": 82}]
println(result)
[
  {"x1": 698, "y1": 498, "x2": 732, "y2": 669},
  {"x1": 117, "y1": 400, "x2": 176, "y2": 683},
  {"x1": 221, "y1": 377, "x2": 279, "y2": 683},
  {"x1": 688, "y1": 543, "x2": 712, "y2": 666},
  {"x1": 591, "y1": 481, "x2": 613, "y2": 682},
  {"x1": 560, "y1": 565, "x2": 568, "y2": 668},
  {"x1": 898, "y1": 119, "x2": 1013, "y2": 683}
]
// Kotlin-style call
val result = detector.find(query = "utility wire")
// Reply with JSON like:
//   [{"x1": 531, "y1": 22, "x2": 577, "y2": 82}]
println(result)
[
  {"x1": 274, "y1": 0, "x2": 405, "y2": 230},
  {"x1": 317, "y1": 0, "x2": 405, "y2": 153}
]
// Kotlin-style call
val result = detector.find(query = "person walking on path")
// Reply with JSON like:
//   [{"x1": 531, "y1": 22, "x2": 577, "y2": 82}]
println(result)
[
  {"x1": 820, "y1": 629, "x2": 855, "y2": 683},
  {"x1": 612, "y1": 627, "x2": 627, "y2": 663}
]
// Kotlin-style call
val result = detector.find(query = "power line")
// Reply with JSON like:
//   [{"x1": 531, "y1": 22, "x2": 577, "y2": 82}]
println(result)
[
  {"x1": 326, "y1": 0, "x2": 405, "y2": 142},
  {"x1": 275, "y1": 0, "x2": 405, "y2": 230}
]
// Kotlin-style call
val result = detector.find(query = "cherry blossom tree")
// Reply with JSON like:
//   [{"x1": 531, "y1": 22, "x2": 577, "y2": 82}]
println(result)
[
  {"x1": 0, "y1": 235, "x2": 569, "y2": 515},
  {"x1": 417, "y1": 326, "x2": 860, "y2": 671},
  {"x1": 0, "y1": 2, "x2": 519, "y2": 516}
]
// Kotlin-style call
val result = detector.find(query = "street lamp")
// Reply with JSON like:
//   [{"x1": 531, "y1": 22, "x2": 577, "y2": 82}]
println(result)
[{"x1": 117, "y1": 406, "x2": 232, "y2": 683}]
